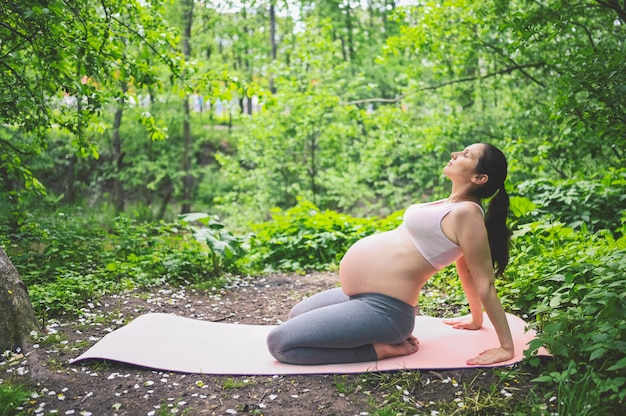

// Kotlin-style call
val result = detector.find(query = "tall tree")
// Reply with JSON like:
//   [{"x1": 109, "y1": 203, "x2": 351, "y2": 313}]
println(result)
[
  {"x1": 0, "y1": 0, "x2": 178, "y2": 216},
  {"x1": 269, "y1": 0, "x2": 278, "y2": 94},
  {"x1": 111, "y1": 81, "x2": 128, "y2": 213},
  {"x1": 181, "y1": 0, "x2": 195, "y2": 214},
  {"x1": 0, "y1": 0, "x2": 178, "y2": 350},
  {"x1": 509, "y1": 0, "x2": 626, "y2": 171},
  {"x1": 382, "y1": 0, "x2": 625, "y2": 175},
  {"x1": 0, "y1": 247, "x2": 39, "y2": 351}
]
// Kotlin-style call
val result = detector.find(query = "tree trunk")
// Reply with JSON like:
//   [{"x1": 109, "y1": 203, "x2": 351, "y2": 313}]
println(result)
[
  {"x1": 0, "y1": 246, "x2": 40, "y2": 351},
  {"x1": 246, "y1": 96, "x2": 253, "y2": 115},
  {"x1": 307, "y1": 134, "x2": 318, "y2": 204},
  {"x1": 182, "y1": 98, "x2": 193, "y2": 214},
  {"x1": 64, "y1": 154, "x2": 77, "y2": 204},
  {"x1": 181, "y1": 0, "x2": 194, "y2": 214},
  {"x1": 157, "y1": 182, "x2": 174, "y2": 221},
  {"x1": 344, "y1": 5, "x2": 356, "y2": 63},
  {"x1": 269, "y1": 1, "x2": 277, "y2": 94},
  {"x1": 112, "y1": 81, "x2": 127, "y2": 213}
]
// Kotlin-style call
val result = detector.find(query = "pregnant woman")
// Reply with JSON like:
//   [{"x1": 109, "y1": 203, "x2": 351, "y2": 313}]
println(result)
[{"x1": 267, "y1": 143, "x2": 515, "y2": 366}]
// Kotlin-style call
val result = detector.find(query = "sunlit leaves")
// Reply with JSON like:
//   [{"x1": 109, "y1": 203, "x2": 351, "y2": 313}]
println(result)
[{"x1": 0, "y1": 0, "x2": 179, "y2": 203}]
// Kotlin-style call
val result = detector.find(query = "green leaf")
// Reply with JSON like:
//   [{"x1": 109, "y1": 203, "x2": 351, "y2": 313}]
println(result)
[
  {"x1": 589, "y1": 347, "x2": 606, "y2": 361},
  {"x1": 606, "y1": 357, "x2": 626, "y2": 372},
  {"x1": 531, "y1": 375, "x2": 554, "y2": 383},
  {"x1": 180, "y1": 213, "x2": 210, "y2": 224}
]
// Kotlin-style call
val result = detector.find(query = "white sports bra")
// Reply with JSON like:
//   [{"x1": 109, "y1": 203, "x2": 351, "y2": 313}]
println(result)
[{"x1": 401, "y1": 200, "x2": 483, "y2": 269}]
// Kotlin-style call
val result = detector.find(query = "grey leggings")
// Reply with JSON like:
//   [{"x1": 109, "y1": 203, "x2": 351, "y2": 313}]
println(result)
[{"x1": 266, "y1": 288, "x2": 418, "y2": 365}]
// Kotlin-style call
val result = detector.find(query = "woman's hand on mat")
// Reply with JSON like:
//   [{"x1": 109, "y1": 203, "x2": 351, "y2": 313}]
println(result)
[
  {"x1": 467, "y1": 347, "x2": 514, "y2": 365},
  {"x1": 443, "y1": 315, "x2": 481, "y2": 330}
]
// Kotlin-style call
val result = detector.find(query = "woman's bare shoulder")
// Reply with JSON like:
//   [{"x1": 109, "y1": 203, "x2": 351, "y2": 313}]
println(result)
[{"x1": 453, "y1": 201, "x2": 484, "y2": 217}]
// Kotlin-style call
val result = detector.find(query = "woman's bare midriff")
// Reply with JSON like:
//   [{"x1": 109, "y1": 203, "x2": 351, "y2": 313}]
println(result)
[{"x1": 339, "y1": 227, "x2": 439, "y2": 306}]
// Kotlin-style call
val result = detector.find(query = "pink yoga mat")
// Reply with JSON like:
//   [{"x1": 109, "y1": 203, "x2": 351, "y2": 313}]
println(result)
[{"x1": 70, "y1": 312, "x2": 549, "y2": 375}]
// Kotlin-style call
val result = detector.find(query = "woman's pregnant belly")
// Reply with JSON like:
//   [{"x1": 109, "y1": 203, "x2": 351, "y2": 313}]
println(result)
[{"x1": 338, "y1": 228, "x2": 436, "y2": 302}]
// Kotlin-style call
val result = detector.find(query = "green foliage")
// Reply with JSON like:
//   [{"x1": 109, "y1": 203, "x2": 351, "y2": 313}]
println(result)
[
  {"x1": 26, "y1": 272, "x2": 118, "y2": 319},
  {"x1": 503, "y1": 219, "x2": 626, "y2": 413},
  {"x1": 516, "y1": 169, "x2": 626, "y2": 233},
  {"x1": 179, "y1": 213, "x2": 247, "y2": 276},
  {"x1": 1, "y1": 1, "x2": 625, "y2": 412},
  {"x1": 215, "y1": 79, "x2": 369, "y2": 218},
  {"x1": 0, "y1": 0, "x2": 179, "y2": 195},
  {"x1": 98, "y1": 215, "x2": 218, "y2": 288},
  {"x1": 502, "y1": 0, "x2": 626, "y2": 172},
  {"x1": 249, "y1": 199, "x2": 401, "y2": 273},
  {"x1": 213, "y1": 4, "x2": 461, "y2": 221},
  {"x1": 5, "y1": 209, "x2": 245, "y2": 316},
  {"x1": 533, "y1": 361, "x2": 623, "y2": 416},
  {"x1": 215, "y1": 88, "x2": 454, "y2": 222},
  {"x1": 0, "y1": 382, "x2": 31, "y2": 416}
]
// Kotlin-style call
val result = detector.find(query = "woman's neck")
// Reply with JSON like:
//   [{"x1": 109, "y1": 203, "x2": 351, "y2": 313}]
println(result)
[{"x1": 447, "y1": 189, "x2": 480, "y2": 204}]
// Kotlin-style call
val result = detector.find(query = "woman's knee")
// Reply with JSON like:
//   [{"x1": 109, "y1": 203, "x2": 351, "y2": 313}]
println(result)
[
  {"x1": 288, "y1": 288, "x2": 348, "y2": 319},
  {"x1": 266, "y1": 327, "x2": 287, "y2": 361},
  {"x1": 287, "y1": 305, "x2": 302, "y2": 320}
]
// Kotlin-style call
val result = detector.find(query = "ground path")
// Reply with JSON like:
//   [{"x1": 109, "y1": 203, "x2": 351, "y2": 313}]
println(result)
[{"x1": 3, "y1": 272, "x2": 543, "y2": 415}]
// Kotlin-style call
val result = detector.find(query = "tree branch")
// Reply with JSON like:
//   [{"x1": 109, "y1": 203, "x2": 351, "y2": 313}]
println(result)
[
  {"x1": 595, "y1": 0, "x2": 626, "y2": 23},
  {"x1": 0, "y1": 37, "x2": 34, "y2": 62},
  {"x1": 0, "y1": 60, "x2": 44, "y2": 110},
  {"x1": 0, "y1": 131, "x2": 30, "y2": 156},
  {"x1": 341, "y1": 63, "x2": 546, "y2": 105},
  {"x1": 480, "y1": 41, "x2": 547, "y2": 87},
  {"x1": 569, "y1": 20, "x2": 597, "y2": 51},
  {"x1": 110, "y1": 16, "x2": 179, "y2": 74},
  {"x1": 0, "y1": 20, "x2": 31, "y2": 40}
]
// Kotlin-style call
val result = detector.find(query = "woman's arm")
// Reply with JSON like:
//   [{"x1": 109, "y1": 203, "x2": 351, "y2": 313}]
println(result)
[
  {"x1": 448, "y1": 204, "x2": 515, "y2": 365},
  {"x1": 443, "y1": 256, "x2": 483, "y2": 329}
]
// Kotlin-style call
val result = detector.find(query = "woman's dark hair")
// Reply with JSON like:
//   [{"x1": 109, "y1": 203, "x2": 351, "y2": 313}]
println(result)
[{"x1": 469, "y1": 143, "x2": 512, "y2": 276}]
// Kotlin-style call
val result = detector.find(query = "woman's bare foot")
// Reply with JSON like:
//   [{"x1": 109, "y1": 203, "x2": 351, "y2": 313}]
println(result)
[{"x1": 374, "y1": 335, "x2": 419, "y2": 360}]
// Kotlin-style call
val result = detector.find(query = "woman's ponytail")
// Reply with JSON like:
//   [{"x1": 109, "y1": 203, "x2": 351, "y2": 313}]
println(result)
[
  {"x1": 470, "y1": 144, "x2": 512, "y2": 276},
  {"x1": 485, "y1": 186, "x2": 511, "y2": 276}
]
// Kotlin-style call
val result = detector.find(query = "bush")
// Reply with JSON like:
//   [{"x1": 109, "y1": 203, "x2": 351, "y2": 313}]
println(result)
[
  {"x1": 5, "y1": 210, "x2": 246, "y2": 316},
  {"x1": 104, "y1": 215, "x2": 222, "y2": 287},
  {"x1": 8, "y1": 211, "x2": 106, "y2": 285},
  {"x1": 505, "y1": 219, "x2": 626, "y2": 414},
  {"x1": 249, "y1": 199, "x2": 401, "y2": 272},
  {"x1": 179, "y1": 212, "x2": 248, "y2": 276},
  {"x1": 515, "y1": 168, "x2": 626, "y2": 233}
]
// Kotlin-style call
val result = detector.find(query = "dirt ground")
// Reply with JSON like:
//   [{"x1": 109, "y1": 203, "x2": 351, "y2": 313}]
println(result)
[{"x1": 2, "y1": 272, "x2": 546, "y2": 415}]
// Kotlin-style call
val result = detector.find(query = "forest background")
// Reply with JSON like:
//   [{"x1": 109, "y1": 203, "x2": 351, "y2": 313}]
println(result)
[{"x1": 1, "y1": 0, "x2": 625, "y2": 414}]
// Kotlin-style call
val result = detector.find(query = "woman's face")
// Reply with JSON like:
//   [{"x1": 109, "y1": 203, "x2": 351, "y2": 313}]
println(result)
[{"x1": 443, "y1": 143, "x2": 485, "y2": 180}]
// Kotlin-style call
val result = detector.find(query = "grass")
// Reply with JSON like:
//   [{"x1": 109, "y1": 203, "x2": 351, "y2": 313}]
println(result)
[
  {"x1": 36, "y1": 332, "x2": 67, "y2": 348},
  {"x1": 86, "y1": 360, "x2": 112, "y2": 372},
  {"x1": 344, "y1": 367, "x2": 554, "y2": 416},
  {"x1": 358, "y1": 370, "x2": 425, "y2": 415},
  {"x1": 155, "y1": 399, "x2": 192, "y2": 415},
  {"x1": 221, "y1": 377, "x2": 255, "y2": 389},
  {"x1": 0, "y1": 382, "x2": 31, "y2": 416},
  {"x1": 333, "y1": 375, "x2": 355, "y2": 395},
  {"x1": 45, "y1": 358, "x2": 67, "y2": 371}
]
